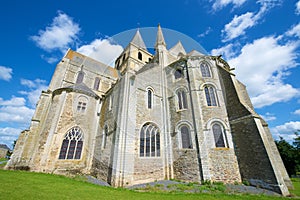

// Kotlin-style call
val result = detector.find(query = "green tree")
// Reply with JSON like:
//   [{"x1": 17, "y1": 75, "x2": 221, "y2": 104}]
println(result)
[{"x1": 275, "y1": 132, "x2": 300, "y2": 176}]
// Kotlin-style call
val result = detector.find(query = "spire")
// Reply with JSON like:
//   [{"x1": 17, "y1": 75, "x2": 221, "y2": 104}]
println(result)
[
  {"x1": 155, "y1": 24, "x2": 166, "y2": 47},
  {"x1": 169, "y1": 41, "x2": 186, "y2": 57},
  {"x1": 130, "y1": 29, "x2": 147, "y2": 50}
]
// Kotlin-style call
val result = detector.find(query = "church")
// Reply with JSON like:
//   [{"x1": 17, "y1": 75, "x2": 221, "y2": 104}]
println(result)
[{"x1": 6, "y1": 25, "x2": 292, "y2": 195}]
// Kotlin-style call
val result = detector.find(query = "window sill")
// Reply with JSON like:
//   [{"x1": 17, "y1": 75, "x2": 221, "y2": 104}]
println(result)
[
  {"x1": 176, "y1": 108, "x2": 188, "y2": 112},
  {"x1": 212, "y1": 147, "x2": 230, "y2": 150}
]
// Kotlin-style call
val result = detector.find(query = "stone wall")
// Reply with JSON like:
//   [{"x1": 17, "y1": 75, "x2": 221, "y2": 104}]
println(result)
[
  {"x1": 218, "y1": 65, "x2": 290, "y2": 195},
  {"x1": 208, "y1": 148, "x2": 241, "y2": 183},
  {"x1": 173, "y1": 149, "x2": 200, "y2": 182}
]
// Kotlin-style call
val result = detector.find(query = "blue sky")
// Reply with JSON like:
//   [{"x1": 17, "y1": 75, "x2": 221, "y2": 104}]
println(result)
[{"x1": 0, "y1": 0, "x2": 300, "y2": 148}]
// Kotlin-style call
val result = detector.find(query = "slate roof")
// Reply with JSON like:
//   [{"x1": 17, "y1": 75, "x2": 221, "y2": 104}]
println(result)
[
  {"x1": 130, "y1": 29, "x2": 147, "y2": 50},
  {"x1": 64, "y1": 83, "x2": 99, "y2": 98}
]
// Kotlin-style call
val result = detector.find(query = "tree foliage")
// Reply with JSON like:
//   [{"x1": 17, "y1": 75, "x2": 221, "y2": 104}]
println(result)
[{"x1": 275, "y1": 132, "x2": 300, "y2": 176}]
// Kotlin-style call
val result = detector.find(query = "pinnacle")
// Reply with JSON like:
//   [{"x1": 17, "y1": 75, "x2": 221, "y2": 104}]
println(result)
[{"x1": 130, "y1": 29, "x2": 147, "y2": 50}]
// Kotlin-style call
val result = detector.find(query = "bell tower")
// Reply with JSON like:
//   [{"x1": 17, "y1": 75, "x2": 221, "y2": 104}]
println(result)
[{"x1": 115, "y1": 29, "x2": 153, "y2": 75}]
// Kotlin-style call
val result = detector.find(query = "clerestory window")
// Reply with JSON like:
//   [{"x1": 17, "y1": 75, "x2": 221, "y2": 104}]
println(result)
[
  {"x1": 200, "y1": 62, "x2": 211, "y2": 77},
  {"x1": 76, "y1": 71, "x2": 84, "y2": 84},
  {"x1": 147, "y1": 88, "x2": 153, "y2": 109},
  {"x1": 204, "y1": 86, "x2": 218, "y2": 106},
  {"x1": 177, "y1": 89, "x2": 188, "y2": 110}
]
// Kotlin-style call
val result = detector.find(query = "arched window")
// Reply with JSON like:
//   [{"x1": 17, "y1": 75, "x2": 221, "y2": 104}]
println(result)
[
  {"x1": 93, "y1": 77, "x2": 100, "y2": 90},
  {"x1": 212, "y1": 123, "x2": 226, "y2": 148},
  {"x1": 140, "y1": 123, "x2": 160, "y2": 157},
  {"x1": 200, "y1": 62, "x2": 211, "y2": 77},
  {"x1": 77, "y1": 96, "x2": 88, "y2": 113},
  {"x1": 122, "y1": 53, "x2": 126, "y2": 62},
  {"x1": 177, "y1": 89, "x2": 188, "y2": 110},
  {"x1": 180, "y1": 125, "x2": 192, "y2": 149},
  {"x1": 147, "y1": 88, "x2": 153, "y2": 109},
  {"x1": 59, "y1": 126, "x2": 83, "y2": 159},
  {"x1": 102, "y1": 125, "x2": 108, "y2": 149},
  {"x1": 76, "y1": 71, "x2": 84, "y2": 84},
  {"x1": 204, "y1": 86, "x2": 218, "y2": 106},
  {"x1": 174, "y1": 68, "x2": 184, "y2": 79},
  {"x1": 138, "y1": 52, "x2": 142, "y2": 61}
]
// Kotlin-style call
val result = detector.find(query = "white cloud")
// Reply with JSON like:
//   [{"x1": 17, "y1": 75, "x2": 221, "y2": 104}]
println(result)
[
  {"x1": 0, "y1": 66, "x2": 13, "y2": 81},
  {"x1": 296, "y1": 0, "x2": 300, "y2": 15},
  {"x1": 261, "y1": 112, "x2": 276, "y2": 121},
  {"x1": 0, "y1": 106, "x2": 34, "y2": 123},
  {"x1": 30, "y1": 11, "x2": 80, "y2": 53},
  {"x1": 0, "y1": 96, "x2": 33, "y2": 124},
  {"x1": 0, "y1": 96, "x2": 33, "y2": 125},
  {"x1": 286, "y1": 22, "x2": 300, "y2": 38},
  {"x1": 0, "y1": 97, "x2": 26, "y2": 106},
  {"x1": 222, "y1": 12, "x2": 255, "y2": 42},
  {"x1": 41, "y1": 55, "x2": 59, "y2": 64},
  {"x1": 221, "y1": 0, "x2": 281, "y2": 42},
  {"x1": 198, "y1": 27, "x2": 212, "y2": 38},
  {"x1": 211, "y1": 0, "x2": 247, "y2": 11},
  {"x1": 271, "y1": 121, "x2": 300, "y2": 142},
  {"x1": 292, "y1": 109, "x2": 300, "y2": 115},
  {"x1": 77, "y1": 38, "x2": 123, "y2": 66},
  {"x1": 227, "y1": 36, "x2": 299, "y2": 108},
  {"x1": 19, "y1": 79, "x2": 48, "y2": 106},
  {"x1": 0, "y1": 127, "x2": 23, "y2": 149},
  {"x1": 211, "y1": 44, "x2": 237, "y2": 59}
]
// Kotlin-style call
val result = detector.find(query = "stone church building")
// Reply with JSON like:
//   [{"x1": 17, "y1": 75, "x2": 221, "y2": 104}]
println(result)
[{"x1": 6, "y1": 25, "x2": 291, "y2": 195}]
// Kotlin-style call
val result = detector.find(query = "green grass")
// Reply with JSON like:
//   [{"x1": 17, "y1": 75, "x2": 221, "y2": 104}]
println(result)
[
  {"x1": 291, "y1": 178, "x2": 300, "y2": 197},
  {"x1": 0, "y1": 169, "x2": 297, "y2": 200},
  {"x1": 0, "y1": 158, "x2": 8, "y2": 162}
]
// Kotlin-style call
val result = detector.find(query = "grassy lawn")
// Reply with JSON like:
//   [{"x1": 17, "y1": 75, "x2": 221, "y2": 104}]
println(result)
[
  {"x1": 0, "y1": 169, "x2": 298, "y2": 200},
  {"x1": 291, "y1": 178, "x2": 300, "y2": 197},
  {"x1": 0, "y1": 158, "x2": 8, "y2": 162}
]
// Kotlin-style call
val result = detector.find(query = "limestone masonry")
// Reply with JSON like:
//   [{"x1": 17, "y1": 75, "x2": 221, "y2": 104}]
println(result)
[{"x1": 6, "y1": 25, "x2": 292, "y2": 195}]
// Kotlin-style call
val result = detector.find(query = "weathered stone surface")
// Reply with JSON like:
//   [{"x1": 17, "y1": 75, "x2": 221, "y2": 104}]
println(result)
[{"x1": 6, "y1": 28, "x2": 291, "y2": 196}]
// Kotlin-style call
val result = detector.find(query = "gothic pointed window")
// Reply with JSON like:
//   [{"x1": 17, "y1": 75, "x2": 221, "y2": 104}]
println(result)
[
  {"x1": 174, "y1": 68, "x2": 184, "y2": 79},
  {"x1": 93, "y1": 77, "x2": 100, "y2": 90},
  {"x1": 180, "y1": 125, "x2": 192, "y2": 149},
  {"x1": 212, "y1": 123, "x2": 226, "y2": 148},
  {"x1": 59, "y1": 126, "x2": 83, "y2": 160},
  {"x1": 140, "y1": 123, "x2": 160, "y2": 157},
  {"x1": 138, "y1": 52, "x2": 142, "y2": 61},
  {"x1": 147, "y1": 88, "x2": 153, "y2": 109},
  {"x1": 177, "y1": 89, "x2": 188, "y2": 110},
  {"x1": 76, "y1": 71, "x2": 84, "y2": 84},
  {"x1": 204, "y1": 86, "x2": 218, "y2": 106},
  {"x1": 200, "y1": 62, "x2": 211, "y2": 77}
]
